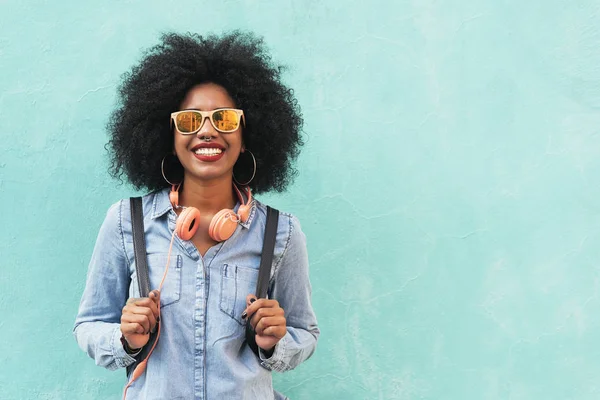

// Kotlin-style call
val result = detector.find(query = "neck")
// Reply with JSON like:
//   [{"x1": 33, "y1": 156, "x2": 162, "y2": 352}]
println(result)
[{"x1": 179, "y1": 175, "x2": 237, "y2": 213}]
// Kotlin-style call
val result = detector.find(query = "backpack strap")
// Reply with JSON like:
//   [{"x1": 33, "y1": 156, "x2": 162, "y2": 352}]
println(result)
[
  {"x1": 126, "y1": 197, "x2": 159, "y2": 377},
  {"x1": 246, "y1": 206, "x2": 280, "y2": 357},
  {"x1": 130, "y1": 197, "x2": 150, "y2": 296}
]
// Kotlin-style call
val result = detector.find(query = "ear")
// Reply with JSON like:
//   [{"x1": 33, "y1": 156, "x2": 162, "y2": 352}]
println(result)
[{"x1": 240, "y1": 145, "x2": 245, "y2": 153}]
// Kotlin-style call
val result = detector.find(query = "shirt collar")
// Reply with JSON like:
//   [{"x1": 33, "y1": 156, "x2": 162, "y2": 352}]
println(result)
[
  {"x1": 151, "y1": 188, "x2": 173, "y2": 219},
  {"x1": 150, "y1": 187, "x2": 257, "y2": 229}
]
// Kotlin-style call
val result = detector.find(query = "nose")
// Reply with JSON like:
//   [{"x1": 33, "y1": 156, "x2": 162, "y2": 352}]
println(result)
[{"x1": 197, "y1": 116, "x2": 218, "y2": 138}]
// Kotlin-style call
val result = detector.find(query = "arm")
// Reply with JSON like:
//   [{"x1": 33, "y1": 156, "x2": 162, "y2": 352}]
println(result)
[
  {"x1": 73, "y1": 201, "x2": 136, "y2": 370},
  {"x1": 258, "y1": 214, "x2": 320, "y2": 372}
]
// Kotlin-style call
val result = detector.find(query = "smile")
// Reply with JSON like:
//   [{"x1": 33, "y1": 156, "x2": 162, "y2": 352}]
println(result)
[{"x1": 194, "y1": 148, "x2": 223, "y2": 155}]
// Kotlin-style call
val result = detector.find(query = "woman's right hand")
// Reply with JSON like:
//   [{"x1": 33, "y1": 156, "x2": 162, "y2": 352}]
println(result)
[{"x1": 120, "y1": 290, "x2": 161, "y2": 351}]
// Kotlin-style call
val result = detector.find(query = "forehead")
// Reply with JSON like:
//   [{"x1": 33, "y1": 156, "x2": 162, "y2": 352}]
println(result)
[{"x1": 179, "y1": 83, "x2": 236, "y2": 110}]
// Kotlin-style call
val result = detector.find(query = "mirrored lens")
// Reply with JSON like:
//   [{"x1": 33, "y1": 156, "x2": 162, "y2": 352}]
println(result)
[
  {"x1": 212, "y1": 110, "x2": 239, "y2": 132},
  {"x1": 175, "y1": 111, "x2": 203, "y2": 133}
]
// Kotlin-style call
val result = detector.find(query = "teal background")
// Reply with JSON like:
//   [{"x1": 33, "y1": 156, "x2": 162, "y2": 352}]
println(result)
[{"x1": 2, "y1": 1, "x2": 600, "y2": 399}]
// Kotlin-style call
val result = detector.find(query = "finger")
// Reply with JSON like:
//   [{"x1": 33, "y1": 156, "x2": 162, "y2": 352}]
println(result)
[
  {"x1": 242, "y1": 298, "x2": 280, "y2": 320},
  {"x1": 262, "y1": 325, "x2": 287, "y2": 339},
  {"x1": 240, "y1": 294, "x2": 257, "y2": 319},
  {"x1": 121, "y1": 313, "x2": 151, "y2": 333},
  {"x1": 249, "y1": 307, "x2": 283, "y2": 329},
  {"x1": 122, "y1": 313, "x2": 151, "y2": 333},
  {"x1": 130, "y1": 295, "x2": 156, "y2": 305},
  {"x1": 126, "y1": 297, "x2": 143, "y2": 305},
  {"x1": 149, "y1": 290, "x2": 160, "y2": 306},
  {"x1": 246, "y1": 294, "x2": 257, "y2": 306},
  {"x1": 149, "y1": 290, "x2": 161, "y2": 320},
  {"x1": 126, "y1": 297, "x2": 153, "y2": 309},
  {"x1": 254, "y1": 316, "x2": 286, "y2": 336},
  {"x1": 128, "y1": 306, "x2": 157, "y2": 330},
  {"x1": 120, "y1": 322, "x2": 147, "y2": 335},
  {"x1": 128, "y1": 295, "x2": 160, "y2": 320}
]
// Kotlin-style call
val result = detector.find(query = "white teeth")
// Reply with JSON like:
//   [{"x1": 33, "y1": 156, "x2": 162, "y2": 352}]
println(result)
[{"x1": 194, "y1": 148, "x2": 223, "y2": 155}]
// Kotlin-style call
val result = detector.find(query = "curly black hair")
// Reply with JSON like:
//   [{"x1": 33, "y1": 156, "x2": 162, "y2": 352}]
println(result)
[{"x1": 106, "y1": 31, "x2": 304, "y2": 194}]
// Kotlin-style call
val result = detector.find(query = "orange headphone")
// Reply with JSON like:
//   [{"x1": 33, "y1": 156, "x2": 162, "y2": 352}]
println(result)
[{"x1": 169, "y1": 184, "x2": 253, "y2": 242}]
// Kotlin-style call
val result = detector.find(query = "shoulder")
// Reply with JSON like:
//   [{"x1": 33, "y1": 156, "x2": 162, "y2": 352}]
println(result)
[
  {"x1": 116, "y1": 188, "x2": 170, "y2": 218},
  {"x1": 98, "y1": 198, "x2": 126, "y2": 235},
  {"x1": 251, "y1": 200, "x2": 307, "y2": 265},
  {"x1": 252, "y1": 200, "x2": 305, "y2": 237},
  {"x1": 101, "y1": 189, "x2": 168, "y2": 234}
]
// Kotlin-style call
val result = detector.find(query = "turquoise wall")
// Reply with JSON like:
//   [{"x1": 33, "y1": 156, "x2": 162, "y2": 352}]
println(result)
[{"x1": 2, "y1": 1, "x2": 600, "y2": 399}]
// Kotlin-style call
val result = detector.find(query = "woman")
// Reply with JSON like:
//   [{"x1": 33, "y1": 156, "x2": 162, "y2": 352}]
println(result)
[{"x1": 73, "y1": 31, "x2": 319, "y2": 400}]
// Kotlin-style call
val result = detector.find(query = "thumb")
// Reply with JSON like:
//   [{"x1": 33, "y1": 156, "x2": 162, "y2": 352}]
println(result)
[{"x1": 150, "y1": 290, "x2": 161, "y2": 304}]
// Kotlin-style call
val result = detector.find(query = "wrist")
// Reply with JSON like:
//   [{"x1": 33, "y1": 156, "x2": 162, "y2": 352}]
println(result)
[
  {"x1": 260, "y1": 346, "x2": 275, "y2": 358},
  {"x1": 120, "y1": 335, "x2": 142, "y2": 354}
]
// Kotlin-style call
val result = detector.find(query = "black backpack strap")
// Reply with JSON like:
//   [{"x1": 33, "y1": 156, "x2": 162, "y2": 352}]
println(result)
[
  {"x1": 130, "y1": 197, "x2": 150, "y2": 296},
  {"x1": 246, "y1": 206, "x2": 280, "y2": 357},
  {"x1": 126, "y1": 197, "x2": 159, "y2": 377}
]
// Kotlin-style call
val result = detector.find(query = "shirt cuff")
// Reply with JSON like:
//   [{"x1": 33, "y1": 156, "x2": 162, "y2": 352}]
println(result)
[
  {"x1": 111, "y1": 326, "x2": 138, "y2": 368},
  {"x1": 259, "y1": 333, "x2": 288, "y2": 372}
]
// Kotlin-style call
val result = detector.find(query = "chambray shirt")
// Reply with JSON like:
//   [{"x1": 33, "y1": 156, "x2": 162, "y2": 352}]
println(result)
[{"x1": 73, "y1": 188, "x2": 319, "y2": 400}]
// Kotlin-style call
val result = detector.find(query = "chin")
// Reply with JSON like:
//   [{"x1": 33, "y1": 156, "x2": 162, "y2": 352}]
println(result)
[{"x1": 185, "y1": 169, "x2": 233, "y2": 183}]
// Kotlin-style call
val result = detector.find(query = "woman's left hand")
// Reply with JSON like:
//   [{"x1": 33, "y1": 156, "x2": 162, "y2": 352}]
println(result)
[{"x1": 242, "y1": 294, "x2": 287, "y2": 354}]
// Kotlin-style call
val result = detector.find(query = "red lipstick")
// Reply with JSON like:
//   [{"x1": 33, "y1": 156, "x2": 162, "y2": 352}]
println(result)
[{"x1": 191, "y1": 143, "x2": 225, "y2": 162}]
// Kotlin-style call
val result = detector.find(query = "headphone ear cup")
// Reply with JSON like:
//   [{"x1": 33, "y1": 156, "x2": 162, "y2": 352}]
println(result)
[
  {"x1": 176, "y1": 207, "x2": 201, "y2": 241},
  {"x1": 209, "y1": 209, "x2": 239, "y2": 242}
]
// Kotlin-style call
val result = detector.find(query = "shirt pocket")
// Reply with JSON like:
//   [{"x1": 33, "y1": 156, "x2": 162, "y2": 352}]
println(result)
[
  {"x1": 219, "y1": 263, "x2": 258, "y2": 325},
  {"x1": 131, "y1": 254, "x2": 182, "y2": 308}
]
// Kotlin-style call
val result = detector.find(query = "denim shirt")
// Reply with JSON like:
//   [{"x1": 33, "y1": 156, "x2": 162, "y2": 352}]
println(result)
[{"x1": 73, "y1": 188, "x2": 319, "y2": 400}]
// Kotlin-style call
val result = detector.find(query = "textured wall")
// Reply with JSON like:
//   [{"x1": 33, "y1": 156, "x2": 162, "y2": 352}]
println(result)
[{"x1": 2, "y1": 0, "x2": 600, "y2": 399}]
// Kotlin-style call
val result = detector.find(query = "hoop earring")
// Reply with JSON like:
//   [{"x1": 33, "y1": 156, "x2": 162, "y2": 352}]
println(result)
[
  {"x1": 161, "y1": 154, "x2": 183, "y2": 186},
  {"x1": 233, "y1": 150, "x2": 256, "y2": 186}
]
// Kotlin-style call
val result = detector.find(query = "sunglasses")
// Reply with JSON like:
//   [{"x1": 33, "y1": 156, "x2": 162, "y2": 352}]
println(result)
[{"x1": 170, "y1": 108, "x2": 245, "y2": 134}]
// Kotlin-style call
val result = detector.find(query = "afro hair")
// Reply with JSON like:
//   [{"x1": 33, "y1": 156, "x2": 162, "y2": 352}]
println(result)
[{"x1": 106, "y1": 31, "x2": 304, "y2": 195}]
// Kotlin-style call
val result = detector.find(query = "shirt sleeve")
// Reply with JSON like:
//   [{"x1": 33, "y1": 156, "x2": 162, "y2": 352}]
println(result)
[
  {"x1": 259, "y1": 214, "x2": 320, "y2": 372},
  {"x1": 73, "y1": 200, "x2": 137, "y2": 370}
]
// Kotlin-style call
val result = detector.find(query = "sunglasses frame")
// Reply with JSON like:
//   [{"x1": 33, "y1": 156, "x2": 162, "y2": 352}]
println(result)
[{"x1": 170, "y1": 108, "x2": 245, "y2": 134}]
